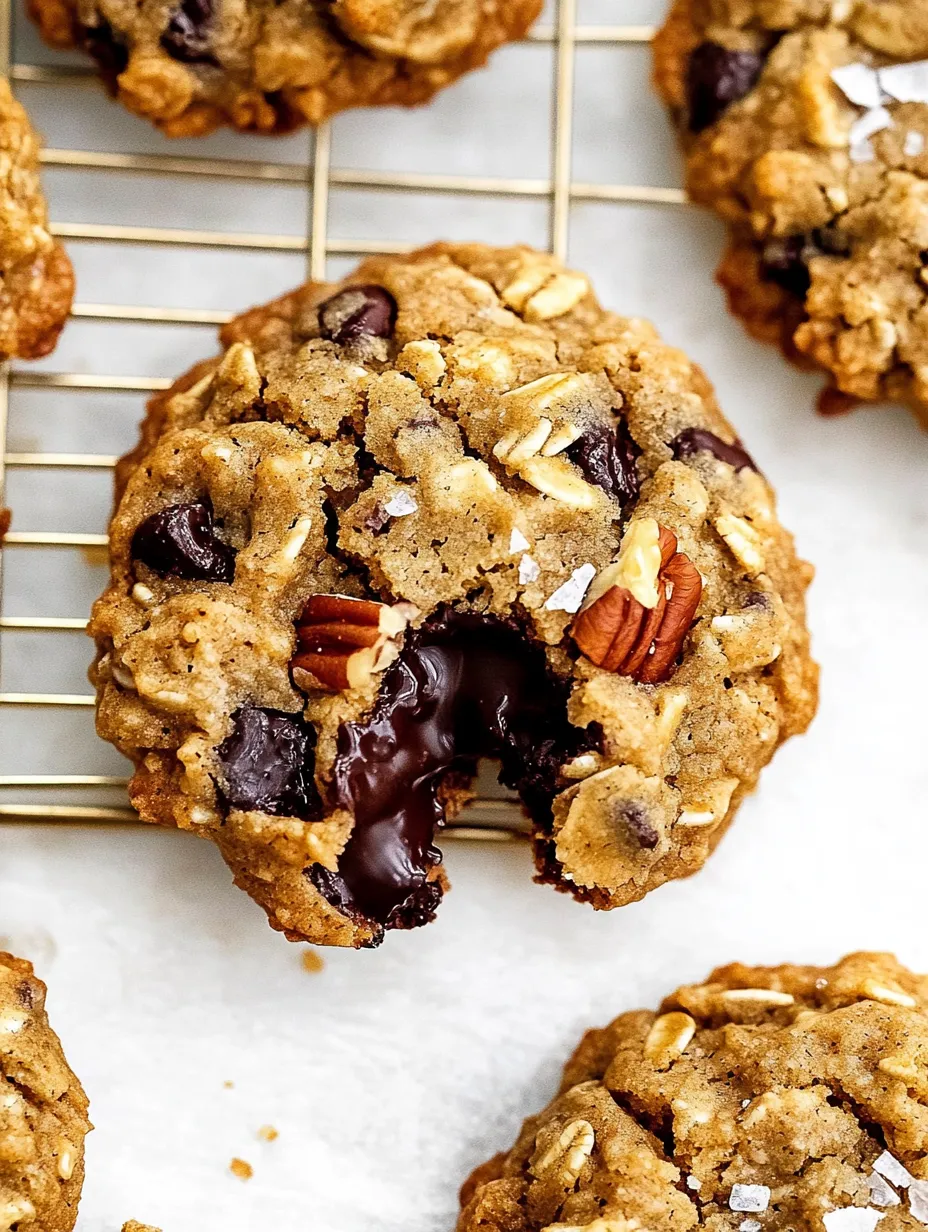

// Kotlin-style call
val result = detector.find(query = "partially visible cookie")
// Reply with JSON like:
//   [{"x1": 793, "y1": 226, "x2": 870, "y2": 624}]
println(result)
[
  {"x1": 122, "y1": 1223, "x2": 162, "y2": 1231},
  {"x1": 654, "y1": 0, "x2": 928, "y2": 425},
  {"x1": 0, "y1": 952, "x2": 91, "y2": 1230},
  {"x1": 459, "y1": 952, "x2": 928, "y2": 1232},
  {"x1": 27, "y1": 0, "x2": 542, "y2": 137},
  {"x1": 0, "y1": 79, "x2": 73, "y2": 360},
  {"x1": 89, "y1": 242, "x2": 817, "y2": 949}
]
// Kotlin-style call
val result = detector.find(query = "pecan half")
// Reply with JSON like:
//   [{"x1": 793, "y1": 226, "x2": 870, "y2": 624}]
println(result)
[
  {"x1": 571, "y1": 520, "x2": 702, "y2": 684},
  {"x1": 291, "y1": 594, "x2": 415, "y2": 692}
]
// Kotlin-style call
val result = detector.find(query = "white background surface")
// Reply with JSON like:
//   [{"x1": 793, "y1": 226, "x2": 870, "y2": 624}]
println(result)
[{"x1": 2, "y1": 0, "x2": 928, "y2": 1228}]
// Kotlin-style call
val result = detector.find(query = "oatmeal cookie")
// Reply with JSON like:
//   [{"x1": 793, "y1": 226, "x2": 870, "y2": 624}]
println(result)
[
  {"x1": 0, "y1": 952, "x2": 91, "y2": 1230},
  {"x1": 0, "y1": 79, "x2": 73, "y2": 360},
  {"x1": 27, "y1": 0, "x2": 541, "y2": 137},
  {"x1": 654, "y1": 0, "x2": 928, "y2": 425},
  {"x1": 459, "y1": 952, "x2": 928, "y2": 1232},
  {"x1": 89, "y1": 242, "x2": 817, "y2": 949}
]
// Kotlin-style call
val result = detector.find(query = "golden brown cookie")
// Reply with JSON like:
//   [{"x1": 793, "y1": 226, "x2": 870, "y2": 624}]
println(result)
[
  {"x1": 0, "y1": 952, "x2": 91, "y2": 1230},
  {"x1": 654, "y1": 0, "x2": 928, "y2": 425},
  {"x1": 459, "y1": 952, "x2": 928, "y2": 1232},
  {"x1": 0, "y1": 79, "x2": 73, "y2": 360},
  {"x1": 89, "y1": 242, "x2": 817, "y2": 949},
  {"x1": 27, "y1": 0, "x2": 541, "y2": 136}
]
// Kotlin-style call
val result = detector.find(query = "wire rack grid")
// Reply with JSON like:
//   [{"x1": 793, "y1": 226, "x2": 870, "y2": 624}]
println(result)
[{"x1": 0, "y1": 0, "x2": 684, "y2": 836}]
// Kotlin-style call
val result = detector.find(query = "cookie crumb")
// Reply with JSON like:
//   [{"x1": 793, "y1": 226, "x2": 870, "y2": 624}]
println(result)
[
  {"x1": 229, "y1": 1158, "x2": 253, "y2": 1181},
  {"x1": 257, "y1": 1125, "x2": 278, "y2": 1142},
  {"x1": 301, "y1": 949, "x2": 325, "y2": 974},
  {"x1": 223, "y1": 1080, "x2": 234, "y2": 1089}
]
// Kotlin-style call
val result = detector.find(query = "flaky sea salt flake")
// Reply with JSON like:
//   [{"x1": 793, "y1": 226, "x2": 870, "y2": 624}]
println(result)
[
  {"x1": 849, "y1": 106, "x2": 893, "y2": 162},
  {"x1": 908, "y1": 1179, "x2": 928, "y2": 1224},
  {"x1": 868, "y1": 1172, "x2": 900, "y2": 1207},
  {"x1": 686, "y1": 1176, "x2": 702, "y2": 1192},
  {"x1": 519, "y1": 554, "x2": 541, "y2": 584},
  {"x1": 823, "y1": 1209, "x2": 884, "y2": 1232},
  {"x1": 740, "y1": 1222, "x2": 761, "y2": 1232},
  {"x1": 730, "y1": 1184, "x2": 770, "y2": 1213},
  {"x1": 879, "y1": 61, "x2": 928, "y2": 104},
  {"x1": 905, "y1": 131, "x2": 925, "y2": 157},
  {"x1": 384, "y1": 490, "x2": 418, "y2": 518},
  {"x1": 831, "y1": 63, "x2": 883, "y2": 108},
  {"x1": 544, "y1": 563, "x2": 596, "y2": 613},
  {"x1": 873, "y1": 1151, "x2": 914, "y2": 1189},
  {"x1": 509, "y1": 527, "x2": 530, "y2": 554}
]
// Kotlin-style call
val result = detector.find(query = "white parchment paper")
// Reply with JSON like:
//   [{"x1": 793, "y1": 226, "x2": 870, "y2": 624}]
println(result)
[{"x1": 2, "y1": 1, "x2": 928, "y2": 1228}]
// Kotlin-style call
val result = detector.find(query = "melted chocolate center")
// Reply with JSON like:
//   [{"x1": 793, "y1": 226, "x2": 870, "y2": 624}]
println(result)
[{"x1": 309, "y1": 613, "x2": 589, "y2": 931}]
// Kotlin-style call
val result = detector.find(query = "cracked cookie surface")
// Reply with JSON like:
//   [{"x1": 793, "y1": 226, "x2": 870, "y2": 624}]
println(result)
[
  {"x1": 458, "y1": 952, "x2": 928, "y2": 1232},
  {"x1": 0, "y1": 79, "x2": 73, "y2": 360},
  {"x1": 27, "y1": 0, "x2": 541, "y2": 136},
  {"x1": 654, "y1": 0, "x2": 928, "y2": 425},
  {"x1": 89, "y1": 242, "x2": 817, "y2": 949},
  {"x1": 0, "y1": 953, "x2": 91, "y2": 1232}
]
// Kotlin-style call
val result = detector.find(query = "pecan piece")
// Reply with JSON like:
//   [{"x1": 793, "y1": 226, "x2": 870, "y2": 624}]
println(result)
[
  {"x1": 571, "y1": 519, "x2": 702, "y2": 684},
  {"x1": 291, "y1": 594, "x2": 415, "y2": 692}
]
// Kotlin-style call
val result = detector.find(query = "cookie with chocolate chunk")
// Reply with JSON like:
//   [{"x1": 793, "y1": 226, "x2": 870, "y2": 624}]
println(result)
[
  {"x1": 0, "y1": 952, "x2": 91, "y2": 1229},
  {"x1": 89, "y1": 242, "x2": 817, "y2": 949},
  {"x1": 459, "y1": 952, "x2": 928, "y2": 1232},
  {"x1": 27, "y1": 0, "x2": 541, "y2": 137},
  {"x1": 0, "y1": 78, "x2": 73, "y2": 359},
  {"x1": 654, "y1": 0, "x2": 928, "y2": 425}
]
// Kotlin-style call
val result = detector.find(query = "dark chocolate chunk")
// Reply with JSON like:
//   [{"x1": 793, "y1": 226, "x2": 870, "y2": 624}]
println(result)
[
  {"x1": 686, "y1": 42, "x2": 765, "y2": 133},
  {"x1": 131, "y1": 498, "x2": 236, "y2": 583},
  {"x1": 81, "y1": 19, "x2": 129, "y2": 85},
  {"x1": 161, "y1": 0, "x2": 216, "y2": 63},
  {"x1": 217, "y1": 706, "x2": 321, "y2": 819},
  {"x1": 760, "y1": 235, "x2": 812, "y2": 299},
  {"x1": 670, "y1": 426, "x2": 758, "y2": 473},
  {"x1": 618, "y1": 803, "x2": 660, "y2": 850},
  {"x1": 314, "y1": 613, "x2": 591, "y2": 930},
  {"x1": 567, "y1": 421, "x2": 640, "y2": 508},
  {"x1": 318, "y1": 285, "x2": 397, "y2": 345},
  {"x1": 812, "y1": 225, "x2": 851, "y2": 257}
]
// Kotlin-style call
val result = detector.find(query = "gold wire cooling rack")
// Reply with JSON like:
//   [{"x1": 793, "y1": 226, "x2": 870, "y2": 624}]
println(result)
[{"x1": 0, "y1": 0, "x2": 685, "y2": 838}]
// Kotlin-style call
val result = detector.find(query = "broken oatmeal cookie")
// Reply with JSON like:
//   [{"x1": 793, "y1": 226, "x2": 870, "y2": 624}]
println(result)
[
  {"x1": 0, "y1": 78, "x2": 73, "y2": 360},
  {"x1": 27, "y1": 0, "x2": 541, "y2": 137},
  {"x1": 89, "y1": 242, "x2": 817, "y2": 949},
  {"x1": 654, "y1": 0, "x2": 928, "y2": 425},
  {"x1": 0, "y1": 952, "x2": 91, "y2": 1230},
  {"x1": 458, "y1": 952, "x2": 928, "y2": 1232}
]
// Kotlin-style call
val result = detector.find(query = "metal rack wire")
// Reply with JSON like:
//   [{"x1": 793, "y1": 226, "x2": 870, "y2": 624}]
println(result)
[{"x1": 0, "y1": 1, "x2": 683, "y2": 833}]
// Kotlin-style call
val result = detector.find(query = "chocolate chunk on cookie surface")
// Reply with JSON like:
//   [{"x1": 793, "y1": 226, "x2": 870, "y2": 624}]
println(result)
[
  {"x1": 27, "y1": 0, "x2": 541, "y2": 137},
  {"x1": 0, "y1": 78, "x2": 73, "y2": 359},
  {"x1": 89, "y1": 242, "x2": 817, "y2": 948},
  {"x1": 654, "y1": 0, "x2": 928, "y2": 425},
  {"x1": 0, "y1": 952, "x2": 91, "y2": 1229},
  {"x1": 459, "y1": 952, "x2": 928, "y2": 1232}
]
